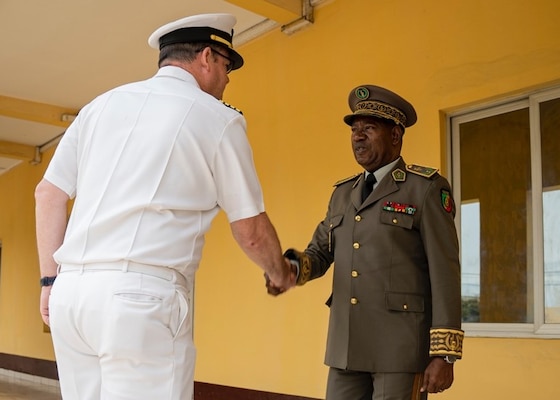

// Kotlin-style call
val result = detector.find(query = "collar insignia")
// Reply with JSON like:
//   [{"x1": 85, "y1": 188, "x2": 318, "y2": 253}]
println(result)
[{"x1": 392, "y1": 168, "x2": 406, "y2": 182}]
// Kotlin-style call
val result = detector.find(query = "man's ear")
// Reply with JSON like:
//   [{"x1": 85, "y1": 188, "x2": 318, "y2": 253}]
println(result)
[
  {"x1": 199, "y1": 47, "x2": 213, "y2": 71},
  {"x1": 392, "y1": 124, "x2": 404, "y2": 144}
]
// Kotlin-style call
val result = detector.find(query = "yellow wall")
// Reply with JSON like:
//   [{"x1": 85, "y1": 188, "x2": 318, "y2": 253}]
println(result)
[
  {"x1": 1, "y1": 0, "x2": 560, "y2": 399},
  {"x1": 0, "y1": 151, "x2": 54, "y2": 360},
  {"x1": 196, "y1": 0, "x2": 560, "y2": 398}
]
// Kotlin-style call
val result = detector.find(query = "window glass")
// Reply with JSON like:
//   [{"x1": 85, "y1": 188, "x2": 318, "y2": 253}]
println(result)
[
  {"x1": 461, "y1": 201, "x2": 481, "y2": 322},
  {"x1": 459, "y1": 108, "x2": 533, "y2": 323},
  {"x1": 540, "y1": 97, "x2": 560, "y2": 323},
  {"x1": 543, "y1": 189, "x2": 560, "y2": 323}
]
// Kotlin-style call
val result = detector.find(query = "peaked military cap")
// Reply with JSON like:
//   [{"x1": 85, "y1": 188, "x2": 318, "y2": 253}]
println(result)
[
  {"x1": 148, "y1": 13, "x2": 244, "y2": 71},
  {"x1": 343, "y1": 84, "x2": 417, "y2": 128}
]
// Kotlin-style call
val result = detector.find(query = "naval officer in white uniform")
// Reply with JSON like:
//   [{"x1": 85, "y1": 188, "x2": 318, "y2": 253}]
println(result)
[{"x1": 35, "y1": 13, "x2": 294, "y2": 400}]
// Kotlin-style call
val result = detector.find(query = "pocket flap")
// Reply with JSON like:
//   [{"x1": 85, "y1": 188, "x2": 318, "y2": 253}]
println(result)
[
  {"x1": 329, "y1": 214, "x2": 344, "y2": 230},
  {"x1": 380, "y1": 211, "x2": 414, "y2": 229},
  {"x1": 385, "y1": 292, "x2": 424, "y2": 312}
]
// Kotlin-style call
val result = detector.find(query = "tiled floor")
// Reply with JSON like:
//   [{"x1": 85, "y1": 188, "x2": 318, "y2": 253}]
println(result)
[{"x1": 0, "y1": 370, "x2": 61, "y2": 400}]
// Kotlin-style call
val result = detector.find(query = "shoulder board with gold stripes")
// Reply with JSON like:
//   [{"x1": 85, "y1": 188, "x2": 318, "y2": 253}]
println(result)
[
  {"x1": 406, "y1": 164, "x2": 439, "y2": 178},
  {"x1": 333, "y1": 173, "x2": 361, "y2": 187},
  {"x1": 221, "y1": 101, "x2": 243, "y2": 115}
]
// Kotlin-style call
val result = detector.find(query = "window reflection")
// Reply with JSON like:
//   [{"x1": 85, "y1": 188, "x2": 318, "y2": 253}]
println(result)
[
  {"x1": 461, "y1": 201, "x2": 480, "y2": 322},
  {"x1": 459, "y1": 108, "x2": 532, "y2": 323},
  {"x1": 540, "y1": 97, "x2": 560, "y2": 323},
  {"x1": 543, "y1": 190, "x2": 560, "y2": 323}
]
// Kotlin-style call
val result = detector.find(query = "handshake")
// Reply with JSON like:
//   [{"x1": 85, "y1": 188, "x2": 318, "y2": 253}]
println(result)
[{"x1": 265, "y1": 249, "x2": 311, "y2": 296}]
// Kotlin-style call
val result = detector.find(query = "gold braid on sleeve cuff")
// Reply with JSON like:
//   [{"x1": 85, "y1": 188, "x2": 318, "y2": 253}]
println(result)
[
  {"x1": 284, "y1": 249, "x2": 312, "y2": 286},
  {"x1": 429, "y1": 328, "x2": 464, "y2": 358},
  {"x1": 296, "y1": 252, "x2": 311, "y2": 286}
]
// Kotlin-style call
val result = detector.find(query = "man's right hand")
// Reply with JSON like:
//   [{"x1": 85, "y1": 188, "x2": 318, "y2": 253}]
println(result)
[{"x1": 265, "y1": 258, "x2": 296, "y2": 296}]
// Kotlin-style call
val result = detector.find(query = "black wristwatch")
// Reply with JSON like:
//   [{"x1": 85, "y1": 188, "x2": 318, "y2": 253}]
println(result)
[{"x1": 40, "y1": 276, "x2": 57, "y2": 287}]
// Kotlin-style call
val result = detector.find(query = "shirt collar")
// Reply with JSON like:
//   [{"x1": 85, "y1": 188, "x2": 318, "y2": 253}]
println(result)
[
  {"x1": 155, "y1": 65, "x2": 200, "y2": 88},
  {"x1": 366, "y1": 157, "x2": 401, "y2": 183}
]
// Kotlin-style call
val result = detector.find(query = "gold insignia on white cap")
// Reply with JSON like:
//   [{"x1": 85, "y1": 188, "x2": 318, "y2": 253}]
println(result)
[{"x1": 148, "y1": 13, "x2": 244, "y2": 70}]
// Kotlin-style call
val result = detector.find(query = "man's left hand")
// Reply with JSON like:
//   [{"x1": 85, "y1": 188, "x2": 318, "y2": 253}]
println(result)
[{"x1": 420, "y1": 357, "x2": 454, "y2": 393}]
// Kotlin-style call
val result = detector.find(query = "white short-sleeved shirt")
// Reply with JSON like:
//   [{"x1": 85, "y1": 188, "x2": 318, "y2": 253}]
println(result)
[{"x1": 44, "y1": 66, "x2": 264, "y2": 277}]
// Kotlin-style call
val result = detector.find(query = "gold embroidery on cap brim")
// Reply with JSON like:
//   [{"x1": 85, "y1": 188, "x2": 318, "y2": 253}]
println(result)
[{"x1": 354, "y1": 101, "x2": 406, "y2": 126}]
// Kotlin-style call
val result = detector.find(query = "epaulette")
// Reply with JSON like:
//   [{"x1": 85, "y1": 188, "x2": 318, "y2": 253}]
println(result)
[
  {"x1": 333, "y1": 173, "x2": 361, "y2": 187},
  {"x1": 221, "y1": 101, "x2": 243, "y2": 115},
  {"x1": 406, "y1": 164, "x2": 438, "y2": 178}
]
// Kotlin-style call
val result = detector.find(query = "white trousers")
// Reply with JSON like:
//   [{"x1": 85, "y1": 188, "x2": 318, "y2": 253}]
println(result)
[{"x1": 49, "y1": 262, "x2": 194, "y2": 400}]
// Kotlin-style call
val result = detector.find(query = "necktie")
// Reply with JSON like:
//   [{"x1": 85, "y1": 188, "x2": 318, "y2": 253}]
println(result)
[{"x1": 362, "y1": 173, "x2": 376, "y2": 202}]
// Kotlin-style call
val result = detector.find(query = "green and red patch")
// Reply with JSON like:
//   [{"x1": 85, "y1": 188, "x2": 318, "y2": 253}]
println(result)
[{"x1": 441, "y1": 189, "x2": 453, "y2": 213}]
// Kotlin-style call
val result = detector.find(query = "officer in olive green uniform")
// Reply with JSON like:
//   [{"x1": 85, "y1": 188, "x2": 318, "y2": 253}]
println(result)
[{"x1": 279, "y1": 85, "x2": 464, "y2": 400}]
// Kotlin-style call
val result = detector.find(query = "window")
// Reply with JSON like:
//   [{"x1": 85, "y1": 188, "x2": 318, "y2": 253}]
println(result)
[{"x1": 451, "y1": 87, "x2": 560, "y2": 337}]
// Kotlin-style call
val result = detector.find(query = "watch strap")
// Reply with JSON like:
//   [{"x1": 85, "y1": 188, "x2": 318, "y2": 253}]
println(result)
[{"x1": 40, "y1": 276, "x2": 57, "y2": 287}]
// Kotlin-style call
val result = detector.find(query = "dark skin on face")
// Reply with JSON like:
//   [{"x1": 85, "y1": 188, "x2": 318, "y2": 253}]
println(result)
[{"x1": 351, "y1": 115, "x2": 404, "y2": 173}]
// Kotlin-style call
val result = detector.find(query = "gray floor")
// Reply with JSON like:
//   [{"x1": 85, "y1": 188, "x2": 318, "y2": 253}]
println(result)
[{"x1": 0, "y1": 372, "x2": 61, "y2": 400}]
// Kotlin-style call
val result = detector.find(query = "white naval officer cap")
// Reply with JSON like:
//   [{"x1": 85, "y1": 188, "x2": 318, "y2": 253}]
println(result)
[{"x1": 148, "y1": 13, "x2": 244, "y2": 70}]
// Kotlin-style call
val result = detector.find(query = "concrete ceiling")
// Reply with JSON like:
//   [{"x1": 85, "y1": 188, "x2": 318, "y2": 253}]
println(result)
[{"x1": 0, "y1": 0, "x2": 311, "y2": 174}]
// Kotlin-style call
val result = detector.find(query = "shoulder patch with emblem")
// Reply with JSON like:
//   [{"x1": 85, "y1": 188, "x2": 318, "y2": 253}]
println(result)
[
  {"x1": 441, "y1": 189, "x2": 454, "y2": 213},
  {"x1": 333, "y1": 173, "x2": 361, "y2": 187},
  {"x1": 221, "y1": 101, "x2": 243, "y2": 115},
  {"x1": 406, "y1": 164, "x2": 438, "y2": 178}
]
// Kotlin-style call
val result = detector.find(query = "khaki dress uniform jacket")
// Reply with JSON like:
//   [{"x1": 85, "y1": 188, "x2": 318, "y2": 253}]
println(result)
[{"x1": 293, "y1": 158, "x2": 463, "y2": 373}]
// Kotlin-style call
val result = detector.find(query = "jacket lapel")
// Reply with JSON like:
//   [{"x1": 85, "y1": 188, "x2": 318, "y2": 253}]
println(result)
[
  {"x1": 351, "y1": 174, "x2": 365, "y2": 210},
  {"x1": 357, "y1": 159, "x2": 406, "y2": 209},
  {"x1": 361, "y1": 175, "x2": 399, "y2": 208}
]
